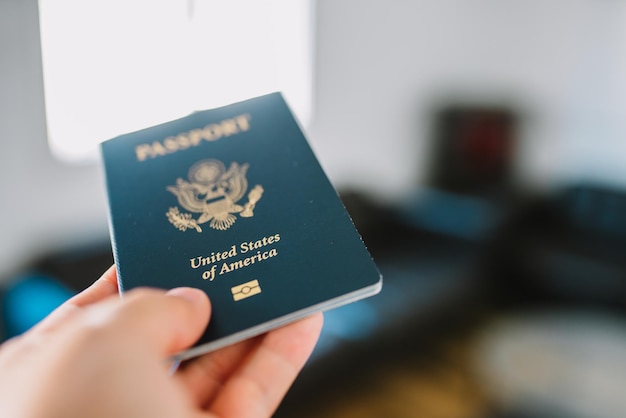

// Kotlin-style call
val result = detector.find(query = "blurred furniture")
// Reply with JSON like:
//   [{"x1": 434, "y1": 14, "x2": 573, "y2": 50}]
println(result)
[{"x1": 484, "y1": 184, "x2": 626, "y2": 310}]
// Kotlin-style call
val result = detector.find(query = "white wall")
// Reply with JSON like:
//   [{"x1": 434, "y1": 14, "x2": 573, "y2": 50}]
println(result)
[
  {"x1": 0, "y1": 0, "x2": 109, "y2": 278},
  {"x1": 309, "y1": 0, "x2": 626, "y2": 198},
  {"x1": 2, "y1": 0, "x2": 626, "y2": 278}
]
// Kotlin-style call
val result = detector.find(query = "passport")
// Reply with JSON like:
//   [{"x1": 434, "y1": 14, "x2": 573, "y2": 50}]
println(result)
[{"x1": 101, "y1": 93, "x2": 382, "y2": 360}]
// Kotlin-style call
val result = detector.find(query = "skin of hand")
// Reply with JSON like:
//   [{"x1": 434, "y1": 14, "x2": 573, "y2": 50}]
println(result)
[{"x1": 0, "y1": 266, "x2": 323, "y2": 418}]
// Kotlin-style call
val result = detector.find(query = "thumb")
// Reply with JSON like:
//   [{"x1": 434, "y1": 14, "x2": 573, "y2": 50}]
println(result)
[{"x1": 83, "y1": 287, "x2": 211, "y2": 357}]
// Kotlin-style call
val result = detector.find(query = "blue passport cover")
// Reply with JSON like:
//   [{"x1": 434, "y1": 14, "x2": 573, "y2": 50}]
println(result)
[{"x1": 101, "y1": 93, "x2": 382, "y2": 360}]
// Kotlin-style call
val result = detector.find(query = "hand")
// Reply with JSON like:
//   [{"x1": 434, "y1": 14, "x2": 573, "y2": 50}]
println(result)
[{"x1": 0, "y1": 266, "x2": 323, "y2": 418}]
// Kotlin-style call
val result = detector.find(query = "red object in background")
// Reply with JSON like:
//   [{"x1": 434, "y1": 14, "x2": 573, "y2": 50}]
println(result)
[
  {"x1": 458, "y1": 112, "x2": 514, "y2": 174},
  {"x1": 429, "y1": 106, "x2": 516, "y2": 196}
]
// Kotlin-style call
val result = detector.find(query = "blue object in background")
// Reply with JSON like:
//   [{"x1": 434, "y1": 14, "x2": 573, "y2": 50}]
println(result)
[
  {"x1": 2, "y1": 274, "x2": 74, "y2": 338},
  {"x1": 398, "y1": 188, "x2": 501, "y2": 242}
]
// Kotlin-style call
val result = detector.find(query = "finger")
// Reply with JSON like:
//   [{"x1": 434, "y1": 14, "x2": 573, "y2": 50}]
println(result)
[
  {"x1": 82, "y1": 287, "x2": 211, "y2": 357},
  {"x1": 177, "y1": 334, "x2": 262, "y2": 407},
  {"x1": 31, "y1": 265, "x2": 119, "y2": 334},
  {"x1": 207, "y1": 313, "x2": 323, "y2": 418},
  {"x1": 66, "y1": 264, "x2": 119, "y2": 307}
]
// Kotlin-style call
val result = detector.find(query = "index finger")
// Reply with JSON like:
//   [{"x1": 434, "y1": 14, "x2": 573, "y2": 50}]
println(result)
[
  {"x1": 66, "y1": 265, "x2": 119, "y2": 307},
  {"x1": 31, "y1": 265, "x2": 119, "y2": 334}
]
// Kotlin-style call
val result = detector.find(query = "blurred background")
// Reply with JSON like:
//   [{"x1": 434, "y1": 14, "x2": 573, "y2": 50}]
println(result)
[{"x1": 2, "y1": 0, "x2": 626, "y2": 417}]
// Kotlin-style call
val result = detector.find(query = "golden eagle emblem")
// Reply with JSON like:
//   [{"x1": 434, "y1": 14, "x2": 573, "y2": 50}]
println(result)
[{"x1": 166, "y1": 159, "x2": 263, "y2": 233}]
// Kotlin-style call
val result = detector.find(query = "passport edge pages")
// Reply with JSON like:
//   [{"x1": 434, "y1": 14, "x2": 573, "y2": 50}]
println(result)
[
  {"x1": 179, "y1": 282, "x2": 381, "y2": 361},
  {"x1": 100, "y1": 92, "x2": 382, "y2": 361}
]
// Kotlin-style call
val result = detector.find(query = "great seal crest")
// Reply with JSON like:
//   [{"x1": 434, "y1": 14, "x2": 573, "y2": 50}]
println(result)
[{"x1": 166, "y1": 159, "x2": 263, "y2": 232}]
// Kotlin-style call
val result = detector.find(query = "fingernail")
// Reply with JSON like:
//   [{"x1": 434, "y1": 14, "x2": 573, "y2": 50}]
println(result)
[{"x1": 166, "y1": 287, "x2": 207, "y2": 304}]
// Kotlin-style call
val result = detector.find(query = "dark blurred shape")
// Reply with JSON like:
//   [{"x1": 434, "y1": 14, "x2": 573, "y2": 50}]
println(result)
[
  {"x1": 561, "y1": 184, "x2": 626, "y2": 241},
  {"x1": 31, "y1": 242, "x2": 114, "y2": 292},
  {"x1": 428, "y1": 106, "x2": 517, "y2": 198},
  {"x1": 485, "y1": 184, "x2": 626, "y2": 310}
]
